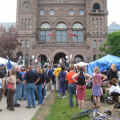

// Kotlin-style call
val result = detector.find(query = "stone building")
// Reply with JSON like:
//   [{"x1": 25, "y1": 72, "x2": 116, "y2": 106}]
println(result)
[{"x1": 15, "y1": 0, "x2": 108, "y2": 65}]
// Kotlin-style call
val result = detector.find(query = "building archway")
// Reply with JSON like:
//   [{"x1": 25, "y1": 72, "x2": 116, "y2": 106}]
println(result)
[
  {"x1": 74, "y1": 55, "x2": 83, "y2": 64},
  {"x1": 54, "y1": 52, "x2": 66, "y2": 64},
  {"x1": 38, "y1": 54, "x2": 47, "y2": 66}
]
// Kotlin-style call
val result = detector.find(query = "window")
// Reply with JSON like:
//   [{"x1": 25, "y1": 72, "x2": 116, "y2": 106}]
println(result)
[
  {"x1": 21, "y1": 19, "x2": 24, "y2": 30},
  {"x1": 29, "y1": 19, "x2": 31, "y2": 30},
  {"x1": 72, "y1": 31, "x2": 83, "y2": 42},
  {"x1": 92, "y1": 32, "x2": 95, "y2": 36},
  {"x1": 100, "y1": 32, "x2": 102, "y2": 36},
  {"x1": 93, "y1": 3, "x2": 100, "y2": 10},
  {"x1": 93, "y1": 40, "x2": 96, "y2": 48},
  {"x1": 25, "y1": 19, "x2": 27, "y2": 30},
  {"x1": 96, "y1": 19, "x2": 98, "y2": 30},
  {"x1": 69, "y1": 9, "x2": 74, "y2": 15},
  {"x1": 0, "y1": 32, "x2": 1, "y2": 37},
  {"x1": 21, "y1": 40, "x2": 24, "y2": 47},
  {"x1": 56, "y1": 23, "x2": 67, "y2": 28},
  {"x1": 41, "y1": 23, "x2": 51, "y2": 28},
  {"x1": 79, "y1": 10, "x2": 84, "y2": 15},
  {"x1": 100, "y1": 19, "x2": 102, "y2": 30},
  {"x1": 25, "y1": 54, "x2": 29, "y2": 65},
  {"x1": 26, "y1": 40, "x2": 29, "y2": 48},
  {"x1": 72, "y1": 23, "x2": 83, "y2": 29},
  {"x1": 93, "y1": 55, "x2": 96, "y2": 61},
  {"x1": 49, "y1": 9, "x2": 55, "y2": 15},
  {"x1": 96, "y1": 32, "x2": 98, "y2": 36},
  {"x1": 92, "y1": 19, "x2": 94, "y2": 30},
  {"x1": 10, "y1": 31, "x2": 14, "y2": 36},
  {"x1": 40, "y1": 31, "x2": 51, "y2": 42},
  {"x1": 40, "y1": 9, "x2": 45, "y2": 15},
  {"x1": 56, "y1": 31, "x2": 67, "y2": 42},
  {"x1": 99, "y1": 40, "x2": 102, "y2": 47}
]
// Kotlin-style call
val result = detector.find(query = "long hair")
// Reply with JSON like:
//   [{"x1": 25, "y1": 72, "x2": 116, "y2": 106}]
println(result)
[
  {"x1": 94, "y1": 66, "x2": 100, "y2": 74},
  {"x1": 111, "y1": 64, "x2": 117, "y2": 72},
  {"x1": 37, "y1": 67, "x2": 42, "y2": 74}
]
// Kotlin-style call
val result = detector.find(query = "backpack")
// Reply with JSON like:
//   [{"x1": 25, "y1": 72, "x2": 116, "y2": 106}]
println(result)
[
  {"x1": 59, "y1": 72, "x2": 65, "y2": 83},
  {"x1": 77, "y1": 72, "x2": 85, "y2": 85}
]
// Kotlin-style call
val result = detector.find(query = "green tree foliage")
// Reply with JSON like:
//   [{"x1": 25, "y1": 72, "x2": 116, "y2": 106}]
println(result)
[{"x1": 99, "y1": 31, "x2": 120, "y2": 57}]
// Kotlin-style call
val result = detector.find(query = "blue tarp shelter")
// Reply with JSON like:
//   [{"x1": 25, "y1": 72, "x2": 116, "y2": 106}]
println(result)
[{"x1": 87, "y1": 55, "x2": 120, "y2": 76}]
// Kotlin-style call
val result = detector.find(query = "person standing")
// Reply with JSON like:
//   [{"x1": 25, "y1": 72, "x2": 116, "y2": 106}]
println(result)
[
  {"x1": 53, "y1": 64, "x2": 61, "y2": 91},
  {"x1": 109, "y1": 64, "x2": 118, "y2": 80},
  {"x1": 14, "y1": 66, "x2": 22, "y2": 107},
  {"x1": 6, "y1": 69, "x2": 16, "y2": 111},
  {"x1": 46, "y1": 65, "x2": 53, "y2": 91},
  {"x1": 36, "y1": 67, "x2": 43, "y2": 105},
  {"x1": 65, "y1": 65, "x2": 76, "y2": 107},
  {"x1": 92, "y1": 66, "x2": 107, "y2": 108},
  {"x1": 72, "y1": 67, "x2": 92, "y2": 109},
  {"x1": 0, "y1": 72, "x2": 5, "y2": 111},
  {"x1": 24, "y1": 65, "x2": 40, "y2": 108},
  {"x1": 58, "y1": 67, "x2": 67, "y2": 98},
  {"x1": 19, "y1": 68, "x2": 26, "y2": 100}
]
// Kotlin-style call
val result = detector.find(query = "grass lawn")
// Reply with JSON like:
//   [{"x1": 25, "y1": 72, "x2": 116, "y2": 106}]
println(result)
[{"x1": 44, "y1": 89, "x2": 92, "y2": 120}]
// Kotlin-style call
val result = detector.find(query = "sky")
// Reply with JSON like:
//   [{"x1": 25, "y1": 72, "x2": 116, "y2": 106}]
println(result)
[{"x1": 0, "y1": 0, "x2": 120, "y2": 26}]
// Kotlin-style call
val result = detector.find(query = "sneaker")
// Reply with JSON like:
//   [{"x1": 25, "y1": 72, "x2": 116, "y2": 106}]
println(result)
[
  {"x1": 33, "y1": 106, "x2": 36, "y2": 108},
  {"x1": 25, "y1": 106, "x2": 31, "y2": 109},
  {"x1": 64, "y1": 96, "x2": 67, "y2": 98},
  {"x1": 58, "y1": 94, "x2": 60, "y2": 99},
  {"x1": 0, "y1": 109, "x2": 2, "y2": 112},
  {"x1": 62, "y1": 96, "x2": 65, "y2": 98},
  {"x1": 14, "y1": 104, "x2": 20, "y2": 107}
]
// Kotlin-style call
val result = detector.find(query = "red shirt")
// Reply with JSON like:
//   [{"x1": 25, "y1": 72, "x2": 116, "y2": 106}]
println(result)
[{"x1": 66, "y1": 71, "x2": 76, "y2": 84}]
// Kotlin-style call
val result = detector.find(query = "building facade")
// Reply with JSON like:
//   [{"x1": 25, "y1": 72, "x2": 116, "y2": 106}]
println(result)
[{"x1": 15, "y1": 0, "x2": 108, "y2": 65}]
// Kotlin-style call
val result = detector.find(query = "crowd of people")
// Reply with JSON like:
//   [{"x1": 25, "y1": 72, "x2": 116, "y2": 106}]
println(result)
[{"x1": 0, "y1": 62, "x2": 120, "y2": 112}]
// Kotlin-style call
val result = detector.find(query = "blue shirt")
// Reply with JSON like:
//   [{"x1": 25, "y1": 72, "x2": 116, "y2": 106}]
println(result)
[{"x1": 20, "y1": 71, "x2": 25, "y2": 81}]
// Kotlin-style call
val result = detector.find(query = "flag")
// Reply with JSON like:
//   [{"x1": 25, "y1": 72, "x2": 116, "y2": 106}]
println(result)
[
  {"x1": 48, "y1": 33, "x2": 54, "y2": 37},
  {"x1": 7, "y1": 57, "x2": 13, "y2": 71},
  {"x1": 69, "y1": 33, "x2": 78, "y2": 38}
]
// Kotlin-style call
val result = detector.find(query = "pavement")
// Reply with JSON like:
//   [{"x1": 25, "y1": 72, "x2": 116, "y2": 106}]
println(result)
[{"x1": 0, "y1": 91, "x2": 50, "y2": 120}]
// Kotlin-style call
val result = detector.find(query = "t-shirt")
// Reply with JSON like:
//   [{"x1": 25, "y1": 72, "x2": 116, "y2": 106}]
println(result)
[
  {"x1": 93, "y1": 73, "x2": 102, "y2": 86},
  {"x1": 24, "y1": 70, "x2": 40, "y2": 83},
  {"x1": 54, "y1": 68, "x2": 61, "y2": 77},
  {"x1": 109, "y1": 84, "x2": 120, "y2": 94},
  {"x1": 20, "y1": 71, "x2": 25, "y2": 81},
  {"x1": 66, "y1": 71, "x2": 76, "y2": 84}
]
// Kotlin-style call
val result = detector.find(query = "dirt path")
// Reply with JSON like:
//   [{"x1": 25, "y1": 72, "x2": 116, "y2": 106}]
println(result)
[
  {"x1": 33, "y1": 92, "x2": 55, "y2": 120},
  {"x1": 33, "y1": 92, "x2": 120, "y2": 120}
]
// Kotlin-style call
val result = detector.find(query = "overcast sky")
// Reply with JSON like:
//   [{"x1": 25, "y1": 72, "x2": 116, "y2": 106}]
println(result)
[{"x1": 0, "y1": 0, "x2": 119, "y2": 26}]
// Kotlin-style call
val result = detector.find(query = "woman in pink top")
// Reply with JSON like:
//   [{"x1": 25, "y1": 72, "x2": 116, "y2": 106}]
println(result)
[{"x1": 92, "y1": 67, "x2": 107, "y2": 108}]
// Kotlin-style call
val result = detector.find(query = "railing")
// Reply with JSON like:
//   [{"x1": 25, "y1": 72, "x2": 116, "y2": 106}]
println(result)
[
  {"x1": 88, "y1": 9, "x2": 107, "y2": 14},
  {"x1": 36, "y1": 41, "x2": 86, "y2": 47}
]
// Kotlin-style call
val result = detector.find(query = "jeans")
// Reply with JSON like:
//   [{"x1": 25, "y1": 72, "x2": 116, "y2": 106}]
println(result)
[
  {"x1": 68, "y1": 84, "x2": 76, "y2": 107},
  {"x1": 37, "y1": 84, "x2": 43, "y2": 104},
  {"x1": 25, "y1": 83, "x2": 36, "y2": 107},
  {"x1": 59, "y1": 82, "x2": 66, "y2": 96},
  {"x1": 14, "y1": 84, "x2": 22, "y2": 105},
  {"x1": 19, "y1": 81, "x2": 26, "y2": 99},
  {"x1": 56, "y1": 77, "x2": 59, "y2": 91}
]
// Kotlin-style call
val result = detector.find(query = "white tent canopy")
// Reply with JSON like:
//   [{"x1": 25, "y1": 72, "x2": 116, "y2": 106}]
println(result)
[
  {"x1": 0, "y1": 57, "x2": 17, "y2": 66},
  {"x1": 74, "y1": 62, "x2": 88, "y2": 66}
]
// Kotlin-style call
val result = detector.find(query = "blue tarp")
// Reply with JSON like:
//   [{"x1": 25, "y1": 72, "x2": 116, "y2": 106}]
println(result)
[{"x1": 87, "y1": 54, "x2": 120, "y2": 76}]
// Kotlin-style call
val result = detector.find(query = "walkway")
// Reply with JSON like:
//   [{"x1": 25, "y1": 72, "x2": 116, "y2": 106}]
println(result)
[{"x1": 0, "y1": 91, "x2": 50, "y2": 120}]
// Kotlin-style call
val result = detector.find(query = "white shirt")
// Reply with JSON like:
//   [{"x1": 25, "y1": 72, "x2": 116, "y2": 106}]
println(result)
[{"x1": 109, "y1": 84, "x2": 120, "y2": 93}]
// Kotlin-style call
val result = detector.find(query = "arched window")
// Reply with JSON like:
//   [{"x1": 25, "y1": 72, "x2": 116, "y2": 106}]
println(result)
[
  {"x1": 72, "y1": 23, "x2": 83, "y2": 42},
  {"x1": 93, "y1": 40, "x2": 96, "y2": 48},
  {"x1": 56, "y1": 23, "x2": 67, "y2": 28},
  {"x1": 93, "y1": 3, "x2": 100, "y2": 10},
  {"x1": 41, "y1": 23, "x2": 51, "y2": 28},
  {"x1": 40, "y1": 23, "x2": 51, "y2": 42},
  {"x1": 74, "y1": 55, "x2": 83, "y2": 63},
  {"x1": 56, "y1": 23, "x2": 67, "y2": 42},
  {"x1": 99, "y1": 40, "x2": 102, "y2": 47}
]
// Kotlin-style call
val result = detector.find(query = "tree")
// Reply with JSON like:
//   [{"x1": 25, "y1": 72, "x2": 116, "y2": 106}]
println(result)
[
  {"x1": 0, "y1": 33, "x2": 21, "y2": 59},
  {"x1": 99, "y1": 31, "x2": 120, "y2": 57}
]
